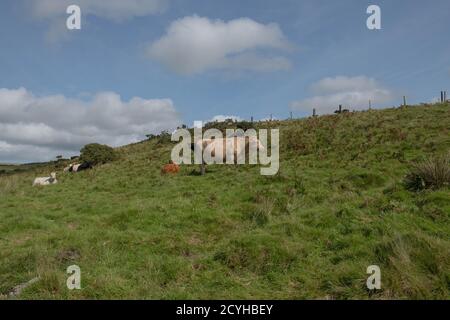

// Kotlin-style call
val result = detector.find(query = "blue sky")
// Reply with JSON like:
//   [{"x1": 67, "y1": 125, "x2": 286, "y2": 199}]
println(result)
[{"x1": 0, "y1": 0, "x2": 449, "y2": 162}]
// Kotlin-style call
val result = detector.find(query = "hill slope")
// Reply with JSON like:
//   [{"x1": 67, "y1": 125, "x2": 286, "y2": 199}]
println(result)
[{"x1": 0, "y1": 104, "x2": 449, "y2": 299}]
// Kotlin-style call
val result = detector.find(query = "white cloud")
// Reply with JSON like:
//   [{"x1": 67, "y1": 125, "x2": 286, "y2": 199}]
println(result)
[
  {"x1": 30, "y1": 0, "x2": 168, "y2": 21},
  {"x1": 147, "y1": 15, "x2": 292, "y2": 75},
  {"x1": 0, "y1": 141, "x2": 74, "y2": 164},
  {"x1": 290, "y1": 76, "x2": 395, "y2": 115},
  {"x1": 28, "y1": 0, "x2": 168, "y2": 41},
  {"x1": 0, "y1": 88, "x2": 180, "y2": 163}
]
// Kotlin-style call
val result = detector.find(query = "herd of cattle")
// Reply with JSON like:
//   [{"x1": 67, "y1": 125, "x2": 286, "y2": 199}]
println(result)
[
  {"x1": 32, "y1": 159, "x2": 181, "y2": 186},
  {"x1": 32, "y1": 161, "x2": 92, "y2": 186},
  {"x1": 32, "y1": 135, "x2": 266, "y2": 186},
  {"x1": 33, "y1": 160, "x2": 182, "y2": 186}
]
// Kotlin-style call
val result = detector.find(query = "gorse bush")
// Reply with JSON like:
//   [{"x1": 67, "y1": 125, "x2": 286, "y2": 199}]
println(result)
[
  {"x1": 80, "y1": 143, "x2": 117, "y2": 165},
  {"x1": 404, "y1": 154, "x2": 450, "y2": 191}
]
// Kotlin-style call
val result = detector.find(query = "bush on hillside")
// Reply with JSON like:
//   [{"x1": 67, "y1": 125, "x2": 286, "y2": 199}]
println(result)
[
  {"x1": 404, "y1": 154, "x2": 450, "y2": 191},
  {"x1": 80, "y1": 143, "x2": 117, "y2": 165}
]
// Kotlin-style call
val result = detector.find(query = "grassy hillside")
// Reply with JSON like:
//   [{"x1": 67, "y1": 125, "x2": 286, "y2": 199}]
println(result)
[
  {"x1": 0, "y1": 104, "x2": 449, "y2": 299},
  {"x1": 0, "y1": 163, "x2": 50, "y2": 176}
]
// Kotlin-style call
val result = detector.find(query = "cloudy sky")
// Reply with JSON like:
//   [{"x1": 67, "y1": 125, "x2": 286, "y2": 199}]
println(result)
[{"x1": 0, "y1": 0, "x2": 449, "y2": 163}]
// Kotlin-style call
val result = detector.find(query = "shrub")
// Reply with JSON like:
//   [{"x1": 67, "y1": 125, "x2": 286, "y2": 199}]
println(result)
[
  {"x1": 80, "y1": 143, "x2": 117, "y2": 165},
  {"x1": 404, "y1": 154, "x2": 450, "y2": 191}
]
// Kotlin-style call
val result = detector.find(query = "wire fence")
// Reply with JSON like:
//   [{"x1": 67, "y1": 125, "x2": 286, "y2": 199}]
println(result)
[{"x1": 252, "y1": 90, "x2": 448, "y2": 123}]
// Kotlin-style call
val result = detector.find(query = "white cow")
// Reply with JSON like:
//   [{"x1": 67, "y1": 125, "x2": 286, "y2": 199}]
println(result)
[
  {"x1": 191, "y1": 136, "x2": 265, "y2": 175},
  {"x1": 33, "y1": 172, "x2": 58, "y2": 186}
]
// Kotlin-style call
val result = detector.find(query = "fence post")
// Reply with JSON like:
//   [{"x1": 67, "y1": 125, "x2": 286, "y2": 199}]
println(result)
[
  {"x1": 290, "y1": 111, "x2": 293, "y2": 120},
  {"x1": 250, "y1": 116, "x2": 253, "y2": 123},
  {"x1": 441, "y1": 91, "x2": 444, "y2": 103},
  {"x1": 369, "y1": 100, "x2": 372, "y2": 110},
  {"x1": 403, "y1": 96, "x2": 407, "y2": 107},
  {"x1": 445, "y1": 91, "x2": 447, "y2": 102},
  {"x1": 339, "y1": 105, "x2": 342, "y2": 113},
  {"x1": 313, "y1": 108, "x2": 316, "y2": 117}
]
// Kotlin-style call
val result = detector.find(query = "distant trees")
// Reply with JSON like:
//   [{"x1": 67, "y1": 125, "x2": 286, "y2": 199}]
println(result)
[
  {"x1": 203, "y1": 119, "x2": 255, "y2": 134},
  {"x1": 145, "y1": 121, "x2": 256, "y2": 146},
  {"x1": 146, "y1": 130, "x2": 172, "y2": 144}
]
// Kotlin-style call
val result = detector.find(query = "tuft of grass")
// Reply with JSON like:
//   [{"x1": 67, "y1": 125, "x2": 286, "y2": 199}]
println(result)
[
  {"x1": 404, "y1": 154, "x2": 450, "y2": 191},
  {"x1": 0, "y1": 175, "x2": 19, "y2": 193},
  {"x1": 213, "y1": 235, "x2": 297, "y2": 275},
  {"x1": 374, "y1": 233, "x2": 449, "y2": 299},
  {"x1": 245, "y1": 196, "x2": 274, "y2": 226}
]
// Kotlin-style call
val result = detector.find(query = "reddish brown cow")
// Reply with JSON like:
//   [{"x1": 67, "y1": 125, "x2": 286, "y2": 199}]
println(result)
[{"x1": 161, "y1": 161, "x2": 180, "y2": 174}]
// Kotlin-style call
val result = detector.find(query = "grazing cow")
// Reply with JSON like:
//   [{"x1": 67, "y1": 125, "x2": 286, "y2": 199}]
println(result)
[
  {"x1": 191, "y1": 136, "x2": 265, "y2": 175},
  {"x1": 161, "y1": 161, "x2": 180, "y2": 174},
  {"x1": 64, "y1": 162, "x2": 92, "y2": 173},
  {"x1": 33, "y1": 172, "x2": 57, "y2": 186}
]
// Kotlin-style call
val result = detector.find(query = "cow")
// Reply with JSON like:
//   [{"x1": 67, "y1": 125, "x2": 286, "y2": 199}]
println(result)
[
  {"x1": 191, "y1": 135, "x2": 265, "y2": 175},
  {"x1": 64, "y1": 162, "x2": 92, "y2": 173},
  {"x1": 161, "y1": 160, "x2": 180, "y2": 174},
  {"x1": 33, "y1": 172, "x2": 57, "y2": 186}
]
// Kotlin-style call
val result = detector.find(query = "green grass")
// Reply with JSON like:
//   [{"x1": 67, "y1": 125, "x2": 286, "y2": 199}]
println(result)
[{"x1": 0, "y1": 104, "x2": 449, "y2": 299}]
